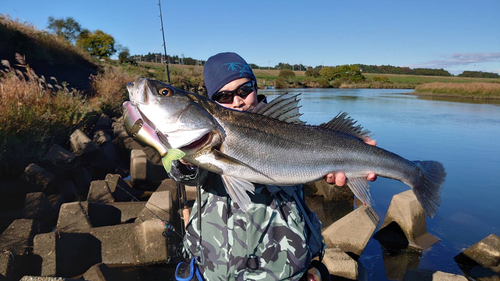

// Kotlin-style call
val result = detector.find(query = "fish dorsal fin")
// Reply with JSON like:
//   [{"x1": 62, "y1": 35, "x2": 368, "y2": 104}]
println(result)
[
  {"x1": 346, "y1": 177, "x2": 373, "y2": 207},
  {"x1": 251, "y1": 92, "x2": 305, "y2": 125},
  {"x1": 221, "y1": 175, "x2": 255, "y2": 211},
  {"x1": 320, "y1": 112, "x2": 372, "y2": 140}
]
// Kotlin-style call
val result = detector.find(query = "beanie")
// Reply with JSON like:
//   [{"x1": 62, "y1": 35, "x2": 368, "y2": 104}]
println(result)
[{"x1": 203, "y1": 52, "x2": 256, "y2": 99}]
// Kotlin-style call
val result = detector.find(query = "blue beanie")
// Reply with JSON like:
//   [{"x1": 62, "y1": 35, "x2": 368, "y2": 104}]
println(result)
[{"x1": 203, "y1": 52, "x2": 256, "y2": 99}]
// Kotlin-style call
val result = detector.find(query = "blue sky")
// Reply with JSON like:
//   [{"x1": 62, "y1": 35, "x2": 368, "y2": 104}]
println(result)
[{"x1": 3, "y1": 0, "x2": 500, "y2": 75}]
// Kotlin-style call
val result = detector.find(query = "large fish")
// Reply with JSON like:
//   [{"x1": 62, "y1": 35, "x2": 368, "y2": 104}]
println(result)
[{"x1": 124, "y1": 77, "x2": 446, "y2": 217}]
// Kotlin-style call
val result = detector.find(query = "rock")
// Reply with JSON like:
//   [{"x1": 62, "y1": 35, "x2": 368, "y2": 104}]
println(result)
[
  {"x1": 94, "y1": 130, "x2": 119, "y2": 164},
  {"x1": 108, "y1": 202, "x2": 145, "y2": 223},
  {"x1": 0, "y1": 219, "x2": 42, "y2": 255},
  {"x1": 33, "y1": 232, "x2": 101, "y2": 277},
  {"x1": 42, "y1": 144, "x2": 75, "y2": 165},
  {"x1": 130, "y1": 149, "x2": 147, "y2": 183},
  {"x1": 322, "y1": 248, "x2": 358, "y2": 280},
  {"x1": 402, "y1": 269, "x2": 468, "y2": 281},
  {"x1": 87, "y1": 180, "x2": 115, "y2": 204},
  {"x1": 375, "y1": 190, "x2": 439, "y2": 251},
  {"x1": 22, "y1": 192, "x2": 52, "y2": 221},
  {"x1": 123, "y1": 138, "x2": 144, "y2": 151},
  {"x1": 21, "y1": 164, "x2": 55, "y2": 193},
  {"x1": 322, "y1": 205, "x2": 379, "y2": 257},
  {"x1": 70, "y1": 129, "x2": 99, "y2": 156},
  {"x1": 58, "y1": 181, "x2": 77, "y2": 203}
]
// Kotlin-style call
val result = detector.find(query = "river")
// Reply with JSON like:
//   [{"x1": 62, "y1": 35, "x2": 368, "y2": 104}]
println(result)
[{"x1": 261, "y1": 88, "x2": 500, "y2": 280}]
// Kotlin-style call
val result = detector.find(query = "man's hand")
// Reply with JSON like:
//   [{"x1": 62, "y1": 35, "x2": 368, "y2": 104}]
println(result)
[{"x1": 324, "y1": 137, "x2": 378, "y2": 186}]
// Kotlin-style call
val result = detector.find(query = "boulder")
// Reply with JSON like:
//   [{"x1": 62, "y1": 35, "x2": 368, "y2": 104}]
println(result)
[
  {"x1": 21, "y1": 164, "x2": 55, "y2": 193},
  {"x1": 42, "y1": 144, "x2": 75, "y2": 165},
  {"x1": 70, "y1": 129, "x2": 99, "y2": 156}
]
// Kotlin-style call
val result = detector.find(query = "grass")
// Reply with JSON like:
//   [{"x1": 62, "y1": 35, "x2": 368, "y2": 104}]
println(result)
[{"x1": 413, "y1": 82, "x2": 500, "y2": 98}]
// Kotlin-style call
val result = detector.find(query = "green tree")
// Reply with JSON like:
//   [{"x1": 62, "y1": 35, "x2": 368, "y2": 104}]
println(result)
[
  {"x1": 305, "y1": 68, "x2": 320, "y2": 78},
  {"x1": 77, "y1": 30, "x2": 116, "y2": 58},
  {"x1": 118, "y1": 47, "x2": 131, "y2": 64},
  {"x1": 47, "y1": 16, "x2": 82, "y2": 43},
  {"x1": 319, "y1": 66, "x2": 338, "y2": 81}
]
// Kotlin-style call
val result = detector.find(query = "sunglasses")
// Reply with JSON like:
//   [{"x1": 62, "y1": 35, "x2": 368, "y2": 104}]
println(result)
[{"x1": 212, "y1": 81, "x2": 256, "y2": 103}]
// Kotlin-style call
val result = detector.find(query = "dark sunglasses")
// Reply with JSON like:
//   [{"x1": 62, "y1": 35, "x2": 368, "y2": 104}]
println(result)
[{"x1": 212, "y1": 80, "x2": 256, "y2": 103}]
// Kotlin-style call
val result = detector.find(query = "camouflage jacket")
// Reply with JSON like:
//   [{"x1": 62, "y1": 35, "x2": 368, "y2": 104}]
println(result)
[{"x1": 183, "y1": 172, "x2": 324, "y2": 281}]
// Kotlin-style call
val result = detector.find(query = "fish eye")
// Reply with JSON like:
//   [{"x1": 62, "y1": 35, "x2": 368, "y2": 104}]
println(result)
[{"x1": 158, "y1": 88, "x2": 172, "y2": 96}]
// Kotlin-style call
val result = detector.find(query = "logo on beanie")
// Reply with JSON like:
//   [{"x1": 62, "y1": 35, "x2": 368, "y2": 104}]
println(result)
[{"x1": 221, "y1": 62, "x2": 253, "y2": 77}]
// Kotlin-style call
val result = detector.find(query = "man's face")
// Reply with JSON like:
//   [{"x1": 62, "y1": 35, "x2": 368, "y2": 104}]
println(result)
[{"x1": 214, "y1": 78, "x2": 258, "y2": 112}]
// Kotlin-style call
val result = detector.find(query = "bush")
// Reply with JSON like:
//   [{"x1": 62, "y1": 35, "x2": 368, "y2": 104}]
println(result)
[
  {"x1": 279, "y1": 69, "x2": 295, "y2": 79},
  {"x1": 372, "y1": 76, "x2": 389, "y2": 82},
  {"x1": 305, "y1": 68, "x2": 320, "y2": 78}
]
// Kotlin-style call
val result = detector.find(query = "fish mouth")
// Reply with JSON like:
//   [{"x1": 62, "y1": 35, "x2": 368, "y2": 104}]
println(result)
[{"x1": 180, "y1": 132, "x2": 211, "y2": 151}]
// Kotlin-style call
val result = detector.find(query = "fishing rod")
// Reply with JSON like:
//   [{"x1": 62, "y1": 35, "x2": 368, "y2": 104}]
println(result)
[{"x1": 158, "y1": 0, "x2": 171, "y2": 83}]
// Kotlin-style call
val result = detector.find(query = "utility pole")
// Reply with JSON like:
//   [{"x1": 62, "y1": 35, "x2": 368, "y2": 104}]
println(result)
[{"x1": 158, "y1": 0, "x2": 171, "y2": 83}]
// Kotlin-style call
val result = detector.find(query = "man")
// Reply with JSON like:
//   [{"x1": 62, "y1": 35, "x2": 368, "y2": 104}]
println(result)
[{"x1": 174, "y1": 52, "x2": 376, "y2": 280}]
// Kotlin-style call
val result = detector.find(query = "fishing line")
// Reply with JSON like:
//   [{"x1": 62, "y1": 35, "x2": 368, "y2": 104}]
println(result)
[{"x1": 114, "y1": 182, "x2": 183, "y2": 239}]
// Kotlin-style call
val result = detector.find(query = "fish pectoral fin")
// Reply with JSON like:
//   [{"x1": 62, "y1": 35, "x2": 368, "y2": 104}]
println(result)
[
  {"x1": 221, "y1": 175, "x2": 254, "y2": 212},
  {"x1": 320, "y1": 112, "x2": 372, "y2": 140},
  {"x1": 346, "y1": 177, "x2": 373, "y2": 207},
  {"x1": 213, "y1": 149, "x2": 273, "y2": 181},
  {"x1": 161, "y1": 148, "x2": 186, "y2": 173}
]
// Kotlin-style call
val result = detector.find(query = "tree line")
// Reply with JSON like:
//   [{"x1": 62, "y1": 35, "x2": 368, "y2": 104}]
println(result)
[{"x1": 46, "y1": 17, "x2": 499, "y2": 79}]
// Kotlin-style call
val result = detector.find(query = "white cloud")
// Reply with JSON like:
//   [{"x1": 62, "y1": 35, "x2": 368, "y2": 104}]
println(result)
[{"x1": 409, "y1": 53, "x2": 500, "y2": 72}]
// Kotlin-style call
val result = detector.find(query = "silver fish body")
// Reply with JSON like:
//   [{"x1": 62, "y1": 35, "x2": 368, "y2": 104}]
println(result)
[{"x1": 126, "y1": 77, "x2": 446, "y2": 217}]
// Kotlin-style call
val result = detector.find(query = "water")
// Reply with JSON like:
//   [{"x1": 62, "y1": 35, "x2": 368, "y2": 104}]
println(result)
[{"x1": 261, "y1": 88, "x2": 500, "y2": 280}]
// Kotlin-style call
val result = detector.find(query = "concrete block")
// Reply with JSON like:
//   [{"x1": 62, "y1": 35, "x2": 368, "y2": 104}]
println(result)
[
  {"x1": 21, "y1": 164, "x2": 55, "y2": 192},
  {"x1": 70, "y1": 129, "x2": 99, "y2": 156},
  {"x1": 82, "y1": 263, "x2": 112, "y2": 281},
  {"x1": 403, "y1": 269, "x2": 467, "y2": 281},
  {"x1": 87, "y1": 180, "x2": 115, "y2": 204},
  {"x1": 462, "y1": 234, "x2": 500, "y2": 267},
  {"x1": 322, "y1": 205, "x2": 379, "y2": 257},
  {"x1": 322, "y1": 248, "x2": 358, "y2": 280},
  {"x1": 454, "y1": 234, "x2": 500, "y2": 280},
  {"x1": 0, "y1": 250, "x2": 14, "y2": 279},
  {"x1": 307, "y1": 179, "x2": 354, "y2": 201},
  {"x1": 0, "y1": 219, "x2": 42, "y2": 255},
  {"x1": 143, "y1": 147, "x2": 169, "y2": 182},
  {"x1": 90, "y1": 223, "x2": 137, "y2": 264},
  {"x1": 130, "y1": 149, "x2": 147, "y2": 183},
  {"x1": 93, "y1": 114, "x2": 112, "y2": 132},
  {"x1": 56, "y1": 202, "x2": 92, "y2": 232},
  {"x1": 376, "y1": 190, "x2": 439, "y2": 251},
  {"x1": 42, "y1": 144, "x2": 75, "y2": 165},
  {"x1": 33, "y1": 232, "x2": 101, "y2": 277},
  {"x1": 93, "y1": 130, "x2": 111, "y2": 146},
  {"x1": 22, "y1": 192, "x2": 52, "y2": 220},
  {"x1": 136, "y1": 190, "x2": 172, "y2": 223},
  {"x1": 56, "y1": 202, "x2": 121, "y2": 232},
  {"x1": 133, "y1": 219, "x2": 168, "y2": 264},
  {"x1": 123, "y1": 138, "x2": 144, "y2": 151},
  {"x1": 71, "y1": 167, "x2": 92, "y2": 200},
  {"x1": 58, "y1": 181, "x2": 77, "y2": 203},
  {"x1": 382, "y1": 248, "x2": 421, "y2": 280},
  {"x1": 305, "y1": 195, "x2": 353, "y2": 228},
  {"x1": 112, "y1": 120, "x2": 128, "y2": 141},
  {"x1": 105, "y1": 174, "x2": 143, "y2": 201},
  {"x1": 108, "y1": 202, "x2": 145, "y2": 223},
  {"x1": 89, "y1": 219, "x2": 167, "y2": 265},
  {"x1": 20, "y1": 276, "x2": 80, "y2": 281}
]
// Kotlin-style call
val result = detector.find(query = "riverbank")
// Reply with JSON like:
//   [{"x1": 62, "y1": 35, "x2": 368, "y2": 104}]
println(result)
[{"x1": 412, "y1": 82, "x2": 500, "y2": 99}]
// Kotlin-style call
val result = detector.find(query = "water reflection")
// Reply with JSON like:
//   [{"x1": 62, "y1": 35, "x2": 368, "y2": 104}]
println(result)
[{"x1": 381, "y1": 248, "x2": 422, "y2": 280}]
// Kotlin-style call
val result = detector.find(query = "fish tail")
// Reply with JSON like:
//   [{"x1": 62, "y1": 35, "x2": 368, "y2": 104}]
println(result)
[
  {"x1": 161, "y1": 148, "x2": 186, "y2": 173},
  {"x1": 412, "y1": 161, "x2": 446, "y2": 218}
]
